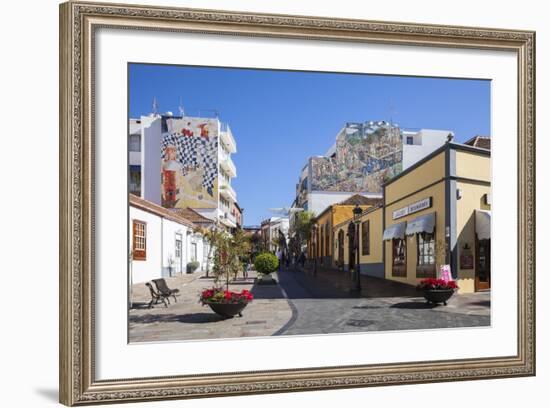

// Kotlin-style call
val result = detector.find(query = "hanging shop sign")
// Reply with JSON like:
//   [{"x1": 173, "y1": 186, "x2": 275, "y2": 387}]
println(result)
[{"x1": 392, "y1": 197, "x2": 432, "y2": 220}]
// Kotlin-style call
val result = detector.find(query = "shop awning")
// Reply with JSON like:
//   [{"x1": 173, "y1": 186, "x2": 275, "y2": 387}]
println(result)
[
  {"x1": 475, "y1": 210, "x2": 491, "y2": 240},
  {"x1": 405, "y1": 212, "x2": 436, "y2": 235},
  {"x1": 383, "y1": 221, "x2": 406, "y2": 241}
]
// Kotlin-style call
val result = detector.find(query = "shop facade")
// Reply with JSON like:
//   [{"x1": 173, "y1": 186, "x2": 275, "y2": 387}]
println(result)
[
  {"x1": 326, "y1": 142, "x2": 491, "y2": 294},
  {"x1": 382, "y1": 143, "x2": 491, "y2": 293}
]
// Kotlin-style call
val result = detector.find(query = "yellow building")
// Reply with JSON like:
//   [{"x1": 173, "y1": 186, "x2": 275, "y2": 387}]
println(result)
[
  {"x1": 308, "y1": 194, "x2": 382, "y2": 268},
  {"x1": 382, "y1": 142, "x2": 490, "y2": 293},
  {"x1": 321, "y1": 142, "x2": 491, "y2": 294},
  {"x1": 333, "y1": 205, "x2": 384, "y2": 277}
]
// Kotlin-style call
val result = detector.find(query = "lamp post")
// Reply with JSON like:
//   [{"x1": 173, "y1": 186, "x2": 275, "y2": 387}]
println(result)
[
  {"x1": 351, "y1": 204, "x2": 362, "y2": 293},
  {"x1": 312, "y1": 224, "x2": 318, "y2": 277}
]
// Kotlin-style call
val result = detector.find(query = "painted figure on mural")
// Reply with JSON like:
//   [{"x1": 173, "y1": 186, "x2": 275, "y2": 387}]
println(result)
[{"x1": 162, "y1": 144, "x2": 180, "y2": 207}]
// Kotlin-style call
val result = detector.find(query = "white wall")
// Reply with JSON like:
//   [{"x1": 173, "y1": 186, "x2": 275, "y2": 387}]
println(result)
[
  {"x1": 161, "y1": 218, "x2": 190, "y2": 276},
  {"x1": 141, "y1": 115, "x2": 162, "y2": 205},
  {"x1": 402, "y1": 129, "x2": 450, "y2": 169},
  {"x1": 129, "y1": 206, "x2": 163, "y2": 283},
  {"x1": 1, "y1": 1, "x2": 547, "y2": 408}
]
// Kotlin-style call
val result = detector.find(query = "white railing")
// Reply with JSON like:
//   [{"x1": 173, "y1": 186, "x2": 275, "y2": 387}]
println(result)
[
  {"x1": 219, "y1": 150, "x2": 237, "y2": 177},
  {"x1": 220, "y1": 123, "x2": 237, "y2": 153},
  {"x1": 219, "y1": 178, "x2": 237, "y2": 202}
]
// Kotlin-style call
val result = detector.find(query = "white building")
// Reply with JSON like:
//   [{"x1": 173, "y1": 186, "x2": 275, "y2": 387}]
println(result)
[
  {"x1": 129, "y1": 194, "x2": 211, "y2": 284},
  {"x1": 129, "y1": 112, "x2": 239, "y2": 230},
  {"x1": 260, "y1": 216, "x2": 290, "y2": 252},
  {"x1": 401, "y1": 128, "x2": 453, "y2": 169}
]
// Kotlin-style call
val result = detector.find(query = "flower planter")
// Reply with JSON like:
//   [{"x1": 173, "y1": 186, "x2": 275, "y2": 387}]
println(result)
[
  {"x1": 422, "y1": 288, "x2": 455, "y2": 305},
  {"x1": 206, "y1": 302, "x2": 248, "y2": 318}
]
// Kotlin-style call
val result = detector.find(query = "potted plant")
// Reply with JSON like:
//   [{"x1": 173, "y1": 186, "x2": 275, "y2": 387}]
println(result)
[
  {"x1": 200, "y1": 229, "x2": 252, "y2": 317},
  {"x1": 254, "y1": 252, "x2": 279, "y2": 284},
  {"x1": 416, "y1": 278, "x2": 459, "y2": 306},
  {"x1": 186, "y1": 260, "x2": 200, "y2": 274},
  {"x1": 199, "y1": 288, "x2": 253, "y2": 318}
]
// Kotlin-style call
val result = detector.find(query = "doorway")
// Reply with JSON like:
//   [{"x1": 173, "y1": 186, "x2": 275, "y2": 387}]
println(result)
[
  {"x1": 475, "y1": 238, "x2": 491, "y2": 291},
  {"x1": 175, "y1": 233, "x2": 183, "y2": 274},
  {"x1": 347, "y1": 223, "x2": 356, "y2": 272}
]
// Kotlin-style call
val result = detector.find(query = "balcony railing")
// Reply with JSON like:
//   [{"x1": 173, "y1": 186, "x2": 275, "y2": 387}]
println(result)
[
  {"x1": 219, "y1": 178, "x2": 237, "y2": 202},
  {"x1": 220, "y1": 123, "x2": 237, "y2": 153},
  {"x1": 219, "y1": 149, "x2": 237, "y2": 177}
]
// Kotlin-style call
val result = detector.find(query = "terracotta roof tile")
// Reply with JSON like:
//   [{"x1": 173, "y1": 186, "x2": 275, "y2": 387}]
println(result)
[
  {"x1": 129, "y1": 194, "x2": 196, "y2": 228},
  {"x1": 338, "y1": 194, "x2": 383, "y2": 206},
  {"x1": 464, "y1": 136, "x2": 491, "y2": 150},
  {"x1": 171, "y1": 208, "x2": 214, "y2": 225}
]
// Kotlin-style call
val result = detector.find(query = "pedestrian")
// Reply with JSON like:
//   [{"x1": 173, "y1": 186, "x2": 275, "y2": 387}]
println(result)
[{"x1": 276, "y1": 248, "x2": 282, "y2": 271}]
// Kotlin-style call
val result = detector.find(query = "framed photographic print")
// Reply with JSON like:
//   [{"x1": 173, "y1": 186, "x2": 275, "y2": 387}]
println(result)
[{"x1": 59, "y1": 1, "x2": 536, "y2": 405}]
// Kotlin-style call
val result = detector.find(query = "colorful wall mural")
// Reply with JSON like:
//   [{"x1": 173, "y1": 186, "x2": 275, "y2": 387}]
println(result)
[
  {"x1": 309, "y1": 122, "x2": 403, "y2": 193},
  {"x1": 161, "y1": 117, "x2": 219, "y2": 209}
]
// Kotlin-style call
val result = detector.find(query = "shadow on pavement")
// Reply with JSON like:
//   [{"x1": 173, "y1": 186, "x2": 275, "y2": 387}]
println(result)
[
  {"x1": 129, "y1": 312, "x2": 224, "y2": 324},
  {"x1": 278, "y1": 268, "x2": 419, "y2": 300},
  {"x1": 466, "y1": 300, "x2": 491, "y2": 307},
  {"x1": 390, "y1": 301, "x2": 438, "y2": 310},
  {"x1": 130, "y1": 301, "x2": 154, "y2": 310},
  {"x1": 250, "y1": 281, "x2": 286, "y2": 299}
]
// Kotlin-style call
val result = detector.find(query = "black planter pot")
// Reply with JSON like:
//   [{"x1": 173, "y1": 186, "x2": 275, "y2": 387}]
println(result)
[
  {"x1": 206, "y1": 302, "x2": 248, "y2": 318},
  {"x1": 422, "y1": 289, "x2": 455, "y2": 305}
]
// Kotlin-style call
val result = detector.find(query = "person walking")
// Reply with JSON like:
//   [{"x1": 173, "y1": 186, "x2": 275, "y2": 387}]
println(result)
[{"x1": 276, "y1": 248, "x2": 282, "y2": 272}]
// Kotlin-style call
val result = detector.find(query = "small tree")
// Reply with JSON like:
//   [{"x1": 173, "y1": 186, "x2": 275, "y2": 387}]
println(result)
[
  {"x1": 254, "y1": 252, "x2": 279, "y2": 275},
  {"x1": 290, "y1": 210, "x2": 315, "y2": 260},
  {"x1": 211, "y1": 229, "x2": 250, "y2": 290}
]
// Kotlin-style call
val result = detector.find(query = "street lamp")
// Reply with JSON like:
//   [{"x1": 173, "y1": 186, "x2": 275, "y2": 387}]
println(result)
[
  {"x1": 351, "y1": 204, "x2": 362, "y2": 293},
  {"x1": 311, "y1": 224, "x2": 318, "y2": 277}
]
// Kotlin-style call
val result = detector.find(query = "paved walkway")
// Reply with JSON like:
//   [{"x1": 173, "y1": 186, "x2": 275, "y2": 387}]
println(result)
[
  {"x1": 274, "y1": 268, "x2": 490, "y2": 335},
  {"x1": 128, "y1": 267, "x2": 490, "y2": 343},
  {"x1": 129, "y1": 270, "x2": 292, "y2": 343}
]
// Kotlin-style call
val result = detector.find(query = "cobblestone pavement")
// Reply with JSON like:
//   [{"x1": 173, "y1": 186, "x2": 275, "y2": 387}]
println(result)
[
  {"x1": 129, "y1": 270, "x2": 292, "y2": 343},
  {"x1": 128, "y1": 268, "x2": 490, "y2": 343},
  {"x1": 275, "y1": 268, "x2": 490, "y2": 336}
]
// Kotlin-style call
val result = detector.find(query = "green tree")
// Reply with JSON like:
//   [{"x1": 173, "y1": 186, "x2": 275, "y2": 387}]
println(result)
[
  {"x1": 211, "y1": 229, "x2": 251, "y2": 290},
  {"x1": 290, "y1": 210, "x2": 315, "y2": 260}
]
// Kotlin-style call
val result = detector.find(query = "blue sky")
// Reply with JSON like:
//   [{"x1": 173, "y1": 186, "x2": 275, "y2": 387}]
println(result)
[{"x1": 129, "y1": 64, "x2": 490, "y2": 226}]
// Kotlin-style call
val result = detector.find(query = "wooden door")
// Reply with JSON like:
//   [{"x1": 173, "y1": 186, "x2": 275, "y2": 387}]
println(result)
[{"x1": 475, "y1": 238, "x2": 491, "y2": 291}]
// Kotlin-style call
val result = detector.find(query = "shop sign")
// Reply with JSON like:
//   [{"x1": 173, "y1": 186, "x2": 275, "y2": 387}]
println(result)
[
  {"x1": 460, "y1": 243, "x2": 474, "y2": 269},
  {"x1": 392, "y1": 197, "x2": 432, "y2": 220},
  {"x1": 439, "y1": 264, "x2": 452, "y2": 282}
]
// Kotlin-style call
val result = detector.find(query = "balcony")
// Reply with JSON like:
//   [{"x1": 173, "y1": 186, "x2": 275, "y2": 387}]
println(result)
[
  {"x1": 219, "y1": 149, "x2": 237, "y2": 178},
  {"x1": 218, "y1": 210, "x2": 237, "y2": 229},
  {"x1": 219, "y1": 178, "x2": 237, "y2": 202},
  {"x1": 220, "y1": 123, "x2": 237, "y2": 153}
]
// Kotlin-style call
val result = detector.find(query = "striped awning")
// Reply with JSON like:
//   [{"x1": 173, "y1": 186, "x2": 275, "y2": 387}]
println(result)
[
  {"x1": 406, "y1": 212, "x2": 435, "y2": 235},
  {"x1": 383, "y1": 221, "x2": 406, "y2": 241}
]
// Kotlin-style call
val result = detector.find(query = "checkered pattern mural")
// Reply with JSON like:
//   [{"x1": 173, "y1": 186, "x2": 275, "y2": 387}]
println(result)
[
  {"x1": 161, "y1": 132, "x2": 218, "y2": 196},
  {"x1": 161, "y1": 117, "x2": 219, "y2": 207}
]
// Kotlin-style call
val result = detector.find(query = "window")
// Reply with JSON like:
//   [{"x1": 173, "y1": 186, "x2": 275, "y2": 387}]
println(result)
[
  {"x1": 129, "y1": 134, "x2": 141, "y2": 152},
  {"x1": 406, "y1": 136, "x2": 414, "y2": 145},
  {"x1": 392, "y1": 238, "x2": 406, "y2": 277},
  {"x1": 417, "y1": 232, "x2": 436, "y2": 278},
  {"x1": 361, "y1": 220, "x2": 370, "y2": 256},
  {"x1": 191, "y1": 242, "x2": 198, "y2": 262},
  {"x1": 129, "y1": 165, "x2": 141, "y2": 196},
  {"x1": 132, "y1": 220, "x2": 146, "y2": 260}
]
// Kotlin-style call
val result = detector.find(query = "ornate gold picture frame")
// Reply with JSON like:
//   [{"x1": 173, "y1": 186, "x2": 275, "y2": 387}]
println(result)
[{"x1": 59, "y1": 1, "x2": 535, "y2": 405}]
